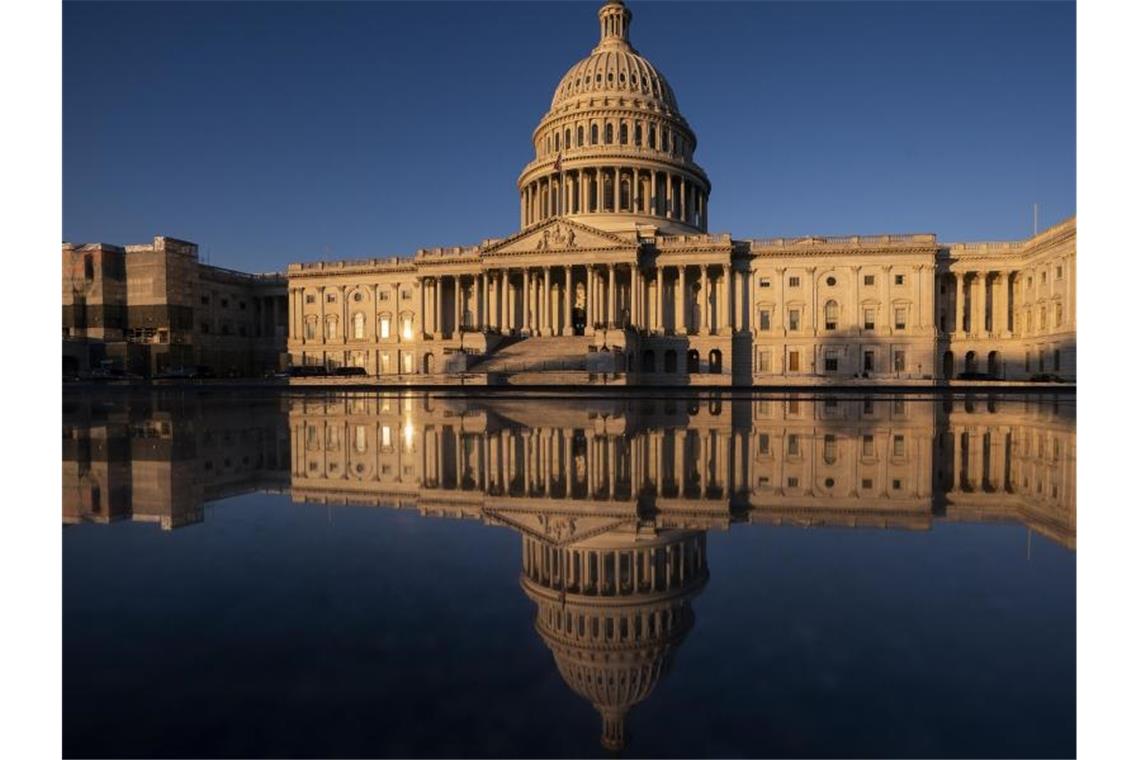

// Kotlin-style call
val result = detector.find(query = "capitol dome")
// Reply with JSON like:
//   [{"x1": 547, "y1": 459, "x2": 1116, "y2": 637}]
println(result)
[{"x1": 518, "y1": 1, "x2": 711, "y2": 235}]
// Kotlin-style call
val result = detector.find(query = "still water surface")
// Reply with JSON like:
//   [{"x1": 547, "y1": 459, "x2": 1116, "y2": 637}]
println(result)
[{"x1": 63, "y1": 390, "x2": 1075, "y2": 758}]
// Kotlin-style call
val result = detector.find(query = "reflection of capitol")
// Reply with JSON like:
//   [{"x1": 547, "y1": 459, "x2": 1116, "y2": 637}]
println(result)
[{"x1": 62, "y1": 391, "x2": 1074, "y2": 750}]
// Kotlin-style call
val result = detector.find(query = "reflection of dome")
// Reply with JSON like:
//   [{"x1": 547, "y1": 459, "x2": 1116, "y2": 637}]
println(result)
[
  {"x1": 518, "y1": 1, "x2": 711, "y2": 234},
  {"x1": 520, "y1": 528, "x2": 709, "y2": 751}
]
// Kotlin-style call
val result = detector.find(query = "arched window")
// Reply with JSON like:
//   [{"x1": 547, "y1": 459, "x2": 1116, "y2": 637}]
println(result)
[
  {"x1": 824, "y1": 434, "x2": 837, "y2": 464},
  {"x1": 564, "y1": 128, "x2": 571, "y2": 149},
  {"x1": 401, "y1": 313, "x2": 414, "y2": 340},
  {"x1": 326, "y1": 316, "x2": 338, "y2": 340},
  {"x1": 379, "y1": 314, "x2": 391, "y2": 339},
  {"x1": 619, "y1": 123, "x2": 628, "y2": 144},
  {"x1": 686, "y1": 349, "x2": 700, "y2": 374},
  {"x1": 709, "y1": 349, "x2": 722, "y2": 374},
  {"x1": 604, "y1": 123, "x2": 614, "y2": 144},
  {"x1": 620, "y1": 178, "x2": 630, "y2": 210},
  {"x1": 603, "y1": 173, "x2": 614, "y2": 211},
  {"x1": 649, "y1": 125, "x2": 657, "y2": 149},
  {"x1": 554, "y1": 132, "x2": 559, "y2": 151},
  {"x1": 634, "y1": 123, "x2": 642, "y2": 146},
  {"x1": 352, "y1": 312, "x2": 365, "y2": 340},
  {"x1": 824, "y1": 300, "x2": 839, "y2": 330},
  {"x1": 591, "y1": 123, "x2": 599, "y2": 144},
  {"x1": 577, "y1": 125, "x2": 584, "y2": 146}
]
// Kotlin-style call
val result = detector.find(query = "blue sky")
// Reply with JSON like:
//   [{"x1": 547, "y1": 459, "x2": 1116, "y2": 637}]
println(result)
[{"x1": 63, "y1": 1, "x2": 1075, "y2": 272}]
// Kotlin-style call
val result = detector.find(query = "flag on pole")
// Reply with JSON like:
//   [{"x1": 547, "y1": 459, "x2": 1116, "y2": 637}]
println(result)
[{"x1": 553, "y1": 152, "x2": 562, "y2": 172}]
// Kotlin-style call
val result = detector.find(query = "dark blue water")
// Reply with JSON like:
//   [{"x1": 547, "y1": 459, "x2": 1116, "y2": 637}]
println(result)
[{"x1": 63, "y1": 390, "x2": 1075, "y2": 758}]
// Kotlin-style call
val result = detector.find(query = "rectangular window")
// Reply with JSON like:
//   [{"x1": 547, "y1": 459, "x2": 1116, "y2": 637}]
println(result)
[
  {"x1": 759, "y1": 310, "x2": 771, "y2": 331},
  {"x1": 305, "y1": 294, "x2": 316, "y2": 304},
  {"x1": 863, "y1": 308, "x2": 875, "y2": 330},
  {"x1": 758, "y1": 351, "x2": 771, "y2": 372},
  {"x1": 787, "y1": 477, "x2": 799, "y2": 488},
  {"x1": 787, "y1": 435, "x2": 799, "y2": 456},
  {"x1": 1056, "y1": 265, "x2": 1063, "y2": 279},
  {"x1": 824, "y1": 350, "x2": 838, "y2": 372},
  {"x1": 758, "y1": 434, "x2": 770, "y2": 454},
  {"x1": 862, "y1": 479, "x2": 873, "y2": 490},
  {"x1": 401, "y1": 316, "x2": 414, "y2": 339},
  {"x1": 200, "y1": 295, "x2": 210, "y2": 306},
  {"x1": 401, "y1": 290, "x2": 412, "y2": 300},
  {"x1": 380, "y1": 317, "x2": 391, "y2": 339},
  {"x1": 380, "y1": 353, "x2": 391, "y2": 373},
  {"x1": 894, "y1": 274, "x2": 905, "y2": 285},
  {"x1": 862, "y1": 435, "x2": 875, "y2": 457},
  {"x1": 893, "y1": 435, "x2": 905, "y2": 457},
  {"x1": 864, "y1": 275, "x2": 875, "y2": 286},
  {"x1": 401, "y1": 351, "x2": 414, "y2": 373},
  {"x1": 894, "y1": 308, "x2": 906, "y2": 330},
  {"x1": 892, "y1": 479, "x2": 902, "y2": 490},
  {"x1": 894, "y1": 350, "x2": 906, "y2": 372},
  {"x1": 759, "y1": 278, "x2": 771, "y2": 288},
  {"x1": 379, "y1": 291, "x2": 391, "y2": 301},
  {"x1": 788, "y1": 276, "x2": 801, "y2": 288},
  {"x1": 788, "y1": 351, "x2": 800, "y2": 372},
  {"x1": 326, "y1": 293, "x2": 336, "y2": 303},
  {"x1": 788, "y1": 309, "x2": 800, "y2": 331},
  {"x1": 1055, "y1": 303, "x2": 1063, "y2": 327}
]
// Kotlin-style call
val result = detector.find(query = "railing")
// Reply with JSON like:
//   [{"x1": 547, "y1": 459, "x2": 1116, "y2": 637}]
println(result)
[{"x1": 749, "y1": 233, "x2": 937, "y2": 248}]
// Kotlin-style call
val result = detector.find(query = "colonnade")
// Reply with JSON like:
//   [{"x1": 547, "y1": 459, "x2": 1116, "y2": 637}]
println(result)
[
  {"x1": 942, "y1": 271, "x2": 1016, "y2": 337},
  {"x1": 418, "y1": 262, "x2": 738, "y2": 338},
  {"x1": 521, "y1": 167, "x2": 707, "y2": 230}
]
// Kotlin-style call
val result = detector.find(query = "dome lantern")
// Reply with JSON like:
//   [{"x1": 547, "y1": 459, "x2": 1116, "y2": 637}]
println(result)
[{"x1": 597, "y1": 0, "x2": 633, "y2": 51}]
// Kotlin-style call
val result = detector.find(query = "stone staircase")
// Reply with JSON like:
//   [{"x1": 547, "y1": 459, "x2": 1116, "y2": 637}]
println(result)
[{"x1": 471, "y1": 335, "x2": 592, "y2": 374}]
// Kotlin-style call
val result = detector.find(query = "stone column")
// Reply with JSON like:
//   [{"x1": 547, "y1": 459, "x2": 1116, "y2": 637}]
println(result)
[
  {"x1": 666, "y1": 174, "x2": 674, "y2": 219},
  {"x1": 676, "y1": 265, "x2": 686, "y2": 335},
  {"x1": 700, "y1": 265, "x2": 709, "y2": 334},
  {"x1": 418, "y1": 278, "x2": 427, "y2": 338},
  {"x1": 563, "y1": 266, "x2": 573, "y2": 335},
  {"x1": 955, "y1": 273, "x2": 965, "y2": 333},
  {"x1": 655, "y1": 267, "x2": 663, "y2": 332},
  {"x1": 995, "y1": 271, "x2": 1009, "y2": 336},
  {"x1": 607, "y1": 265, "x2": 616, "y2": 328},
  {"x1": 522, "y1": 269, "x2": 531, "y2": 334},
  {"x1": 543, "y1": 267, "x2": 553, "y2": 336}
]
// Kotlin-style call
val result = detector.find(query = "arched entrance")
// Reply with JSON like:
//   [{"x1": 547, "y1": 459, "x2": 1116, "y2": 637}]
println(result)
[
  {"x1": 708, "y1": 349, "x2": 723, "y2": 374},
  {"x1": 987, "y1": 350, "x2": 1001, "y2": 378},
  {"x1": 423, "y1": 353, "x2": 434, "y2": 374},
  {"x1": 686, "y1": 349, "x2": 700, "y2": 374},
  {"x1": 942, "y1": 351, "x2": 955, "y2": 379},
  {"x1": 965, "y1": 351, "x2": 978, "y2": 374}
]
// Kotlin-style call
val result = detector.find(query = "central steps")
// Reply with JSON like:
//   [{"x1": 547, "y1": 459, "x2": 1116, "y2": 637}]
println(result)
[{"x1": 472, "y1": 335, "x2": 593, "y2": 374}]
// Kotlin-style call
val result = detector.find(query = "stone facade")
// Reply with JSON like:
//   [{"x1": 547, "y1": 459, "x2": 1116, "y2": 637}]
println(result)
[
  {"x1": 62, "y1": 236, "x2": 288, "y2": 376},
  {"x1": 282, "y1": 1, "x2": 1075, "y2": 385}
]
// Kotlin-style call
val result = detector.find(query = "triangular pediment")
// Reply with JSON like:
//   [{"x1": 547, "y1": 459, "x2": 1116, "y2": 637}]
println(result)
[
  {"x1": 482, "y1": 218, "x2": 635, "y2": 257},
  {"x1": 483, "y1": 507, "x2": 634, "y2": 547}
]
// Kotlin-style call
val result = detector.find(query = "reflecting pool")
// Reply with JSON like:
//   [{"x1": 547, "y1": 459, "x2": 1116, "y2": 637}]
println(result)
[{"x1": 63, "y1": 390, "x2": 1075, "y2": 758}]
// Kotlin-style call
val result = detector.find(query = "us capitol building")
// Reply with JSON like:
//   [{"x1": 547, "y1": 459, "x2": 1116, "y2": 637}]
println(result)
[{"x1": 62, "y1": 1, "x2": 1076, "y2": 385}]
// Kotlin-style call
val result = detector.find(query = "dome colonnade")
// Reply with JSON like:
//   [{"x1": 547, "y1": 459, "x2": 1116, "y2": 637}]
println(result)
[{"x1": 518, "y1": 0, "x2": 710, "y2": 234}]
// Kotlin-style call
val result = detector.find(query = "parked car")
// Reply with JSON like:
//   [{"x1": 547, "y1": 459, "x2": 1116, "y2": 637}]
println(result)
[{"x1": 288, "y1": 365, "x2": 329, "y2": 378}]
